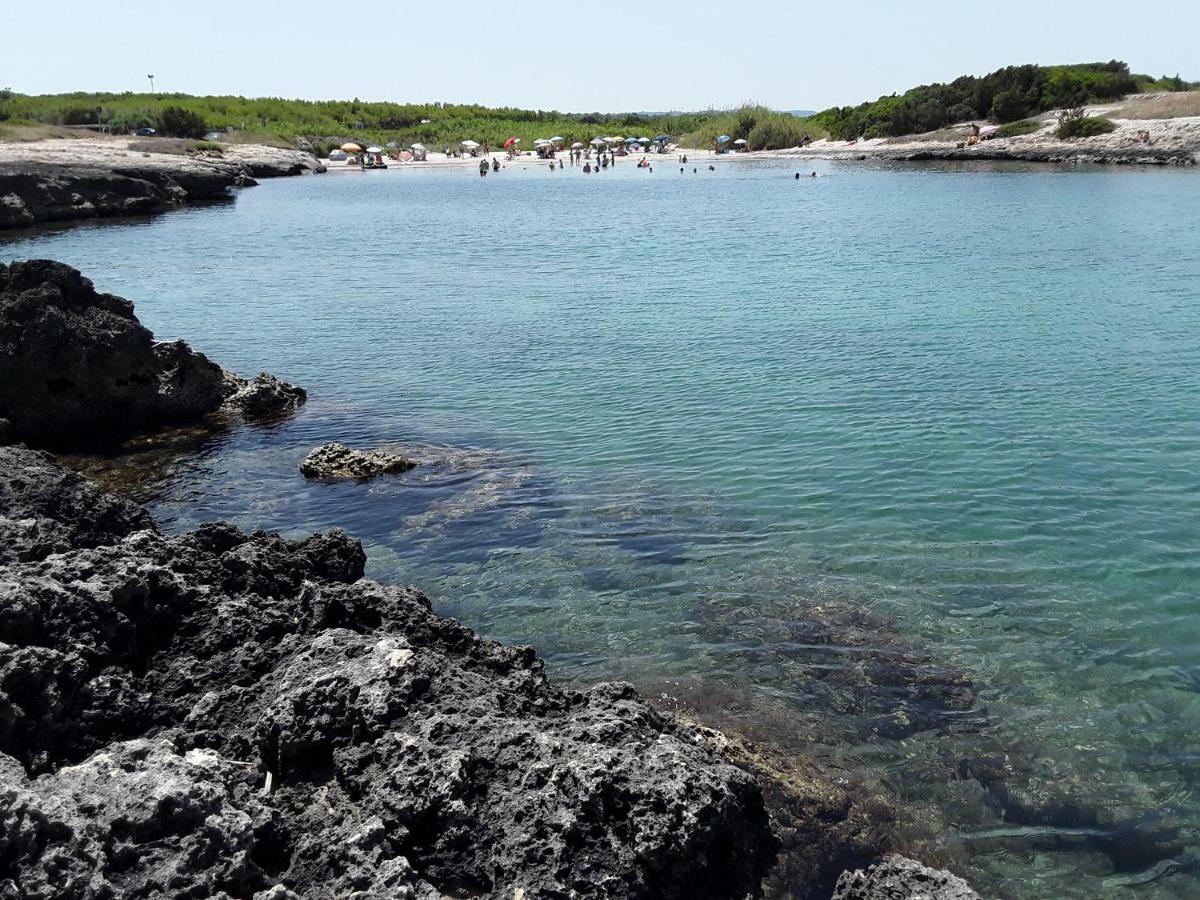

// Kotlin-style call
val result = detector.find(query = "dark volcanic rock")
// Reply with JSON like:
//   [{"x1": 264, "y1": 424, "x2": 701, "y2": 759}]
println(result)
[
  {"x1": 299, "y1": 441, "x2": 416, "y2": 479},
  {"x1": 0, "y1": 261, "x2": 306, "y2": 448},
  {"x1": 0, "y1": 450, "x2": 775, "y2": 899},
  {"x1": 831, "y1": 855, "x2": 981, "y2": 900},
  {"x1": 0, "y1": 445, "x2": 155, "y2": 564},
  {"x1": 222, "y1": 371, "x2": 308, "y2": 419},
  {"x1": 0, "y1": 259, "x2": 227, "y2": 448}
]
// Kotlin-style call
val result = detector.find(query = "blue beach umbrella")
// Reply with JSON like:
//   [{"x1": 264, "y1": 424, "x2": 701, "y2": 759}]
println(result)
[{"x1": 717, "y1": 134, "x2": 731, "y2": 144}]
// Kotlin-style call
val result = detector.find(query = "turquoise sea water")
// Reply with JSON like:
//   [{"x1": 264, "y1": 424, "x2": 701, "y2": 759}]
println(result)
[{"x1": 4, "y1": 158, "x2": 1199, "y2": 898}]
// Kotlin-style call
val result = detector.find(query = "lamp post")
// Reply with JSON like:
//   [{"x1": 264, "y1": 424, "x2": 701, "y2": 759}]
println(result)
[{"x1": 147, "y1": 74, "x2": 155, "y2": 94}]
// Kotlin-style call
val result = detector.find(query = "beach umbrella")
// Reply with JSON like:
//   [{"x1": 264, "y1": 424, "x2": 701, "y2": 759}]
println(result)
[
  {"x1": 733, "y1": 138, "x2": 748, "y2": 145},
  {"x1": 503, "y1": 136, "x2": 520, "y2": 148},
  {"x1": 410, "y1": 143, "x2": 425, "y2": 150},
  {"x1": 534, "y1": 138, "x2": 550, "y2": 145},
  {"x1": 624, "y1": 137, "x2": 639, "y2": 144},
  {"x1": 590, "y1": 137, "x2": 607, "y2": 146},
  {"x1": 365, "y1": 146, "x2": 383, "y2": 154},
  {"x1": 549, "y1": 136, "x2": 564, "y2": 143},
  {"x1": 654, "y1": 134, "x2": 671, "y2": 142},
  {"x1": 385, "y1": 141, "x2": 398, "y2": 148},
  {"x1": 461, "y1": 139, "x2": 480, "y2": 148},
  {"x1": 341, "y1": 142, "x2": 362, "y2": 152},
  {"x1": 717, "y1": 135, "x2": 731, "y2": 144},
  {"x1": 638, "y1": 137, "x2": 650, "y2": 144},
  {"x1": 571, "y1": 142, "x2": 584, "y2": 149}
]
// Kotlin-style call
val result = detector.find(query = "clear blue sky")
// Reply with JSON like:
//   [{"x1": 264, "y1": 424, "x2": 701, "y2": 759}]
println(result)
[{"x1": 4, "y1": 1, "x2": 1196, "y2": 112}]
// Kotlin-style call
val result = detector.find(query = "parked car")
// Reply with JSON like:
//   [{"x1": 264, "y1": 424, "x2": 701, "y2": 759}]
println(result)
[{"x1": 135, "y1": 127, "x2": 156, "y2": 136}]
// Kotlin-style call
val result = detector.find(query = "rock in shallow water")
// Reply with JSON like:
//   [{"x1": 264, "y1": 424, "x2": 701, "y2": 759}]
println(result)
[
  {"x1": 831, "y1": 855, "x2": 981, "y2": 900},
  {"x1": 299, "y1": 441, "x2": 416, "y2": 480},
  {"x1": 222, "y1": 371, "x2": 308, "y2": 419},
  {"x1": 0, "y1": 448, "x2": 776, "y2": 899}
]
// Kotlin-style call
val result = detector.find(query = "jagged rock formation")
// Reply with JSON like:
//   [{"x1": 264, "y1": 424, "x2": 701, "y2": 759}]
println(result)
[
  {"x1": 300, "y1": 441, "x2": 416, "y2": 480},
  {"x1": 0, "y1": 445, "x2": 154, "y2": 564},
  {"x1": 224, "y1": 372, "x2": 308, "y2": 419},
  {"x1": 831, "y1": 855, "x2": 981, "y2": 900},
  {"x1": 0, "y1": 446, "x2": 776, "y2": 899},
  {"x1": 0, "y1": 260, "x2": 304, "y2": 448}
]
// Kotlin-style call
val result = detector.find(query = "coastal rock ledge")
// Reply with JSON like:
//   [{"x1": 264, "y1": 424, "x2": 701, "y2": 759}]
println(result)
[
  {"x1": 0, "y1": 444, "x2": 776, "y2": 899},
  {"x1": 0, "y1": 259, "x2": 305, "y2": 448}
]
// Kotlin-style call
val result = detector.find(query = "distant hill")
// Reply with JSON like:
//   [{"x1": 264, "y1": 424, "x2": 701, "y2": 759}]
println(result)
[
  {"x1": 788, "y1": 109, "x2": 816, "y2": 118},
  {"x1": 807, "y1": 61, "x2": 1196, "y2": 140}
]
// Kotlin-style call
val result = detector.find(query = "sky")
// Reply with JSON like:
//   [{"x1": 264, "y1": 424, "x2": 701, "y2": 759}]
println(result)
[{"x1": 3, "y1": 1, "x2": 1197, "y2": 112}]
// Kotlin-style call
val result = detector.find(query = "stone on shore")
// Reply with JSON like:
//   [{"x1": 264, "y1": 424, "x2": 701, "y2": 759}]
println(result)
[
  {"x1": 222, "y1": 371, "x2": 308, "y2": 419},
  {"x1": 832, "y1": 855, "x2": 981, "y2": 900},
  {"x1": 299, "y1": 441, "x2": 416, "y2": 480},
  {"x1": 0, "y1": 448, "x2": 776, "y2": 899},
  {"x1": 0, "y1": 260, "x2": 304, "y2": 448}
]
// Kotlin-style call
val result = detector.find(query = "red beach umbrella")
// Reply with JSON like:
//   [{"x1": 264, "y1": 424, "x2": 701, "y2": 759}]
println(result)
[{"x1": 503, "y1": 136, "x2": 520, "y2": 149}]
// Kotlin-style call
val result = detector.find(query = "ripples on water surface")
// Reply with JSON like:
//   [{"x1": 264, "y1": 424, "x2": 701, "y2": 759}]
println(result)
[{"x1": 6, "y1": 158, "x2": 1200, "y2": 898}]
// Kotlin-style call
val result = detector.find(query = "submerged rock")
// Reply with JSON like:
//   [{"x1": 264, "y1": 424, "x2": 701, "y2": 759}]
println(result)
[
  {"x1": 300, "y1": 441, "x2": 416, "y2": 479},
  {"x1": 831, "y1": 855, "x2": 981, "y2": 900},
  {"x1": 222, "y1": 371, "x2": 308, "y2": 419},
  {"x1": 0, "y1": 260, "x2": 304, "y2": 448},
  {"x1": 0, "y1": 449, "x2": 776, "y2": 898}
]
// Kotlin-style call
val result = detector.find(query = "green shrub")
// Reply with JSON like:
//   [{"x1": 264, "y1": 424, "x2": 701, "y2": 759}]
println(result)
[
  {"x1": 191, "y1": 140, "x2": 224, "y2": 153},
  {"x1": 1055, "y1": 115, "x2": 1117, "y2": 139},
  {"x1": 997, "y1": 119, "x2": 1042, "y2": 138},
  {"x1": 158, "y1": 106, "x2": 208, "y2": 139}
]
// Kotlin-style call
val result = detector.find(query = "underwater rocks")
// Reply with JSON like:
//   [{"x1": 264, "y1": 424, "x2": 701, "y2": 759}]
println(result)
[
  {"x1": 0, "y1": 449, "x2": 776, "y2": 899},
  {"x1": 299, "y1": 441, "x2": 415, "y2": 480},
  {"x1": 0, "y1": 260, "x2": 304, "y2": 449},
  {"x1": 222, "y1": 371, "x2": 308, "y2": 419},
  {"x1": 831, "y1": 855, "x2": 981, "y2": 900}
]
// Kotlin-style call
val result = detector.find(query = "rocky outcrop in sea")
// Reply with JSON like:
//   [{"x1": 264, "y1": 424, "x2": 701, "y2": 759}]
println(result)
[
  {"x1": 832, "y1": 856, "x2": 981, "y2": 900},
  {"x1": 300, "y1": 441, "x2": 417, "y2": 480},
  {"x1": 0, "y1": 259, "x2": 304, "y2": 448}
]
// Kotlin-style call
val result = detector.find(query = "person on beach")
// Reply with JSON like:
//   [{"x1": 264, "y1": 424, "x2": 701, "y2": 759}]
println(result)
[{"x1": 584, "y1": 162, "x2": 592, "y2": 173}]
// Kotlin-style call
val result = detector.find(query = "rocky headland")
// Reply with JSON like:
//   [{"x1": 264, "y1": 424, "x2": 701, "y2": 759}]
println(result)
[
  {"x1": 0, "y1": 137, "x2": 324, "y2": 230},
  {"x1": 0, "y1": 260, "x2": 984, "y2": 898}
]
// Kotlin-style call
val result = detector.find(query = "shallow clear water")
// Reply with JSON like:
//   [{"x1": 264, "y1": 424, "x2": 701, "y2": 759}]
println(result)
[{"x1": 5, "y1": 158, "x2": 1199, "y2": 898}]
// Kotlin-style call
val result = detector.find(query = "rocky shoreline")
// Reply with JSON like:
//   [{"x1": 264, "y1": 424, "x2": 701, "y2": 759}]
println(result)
[
  {"x1": 0, "y1": 138, "x2": 324, "y2": 230},
  {"x1": 0, "y1": 261, "x2": 983, "y2": 898}
]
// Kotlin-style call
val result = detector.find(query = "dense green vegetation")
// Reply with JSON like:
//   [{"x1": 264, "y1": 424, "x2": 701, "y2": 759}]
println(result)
[
  {"x1": 996, "y1": 119, "x2": 1043, "y2": 138},
  {"x1": 0, "y1": 89, "x2": 708, "y2": 153},
  {"x1": 680, "y1": 105, "x2": 826, "y2": 150},
  {"x1": 0, "y1": 60, "x2": 1193, "y2": 153},
  {"x1": 1055, "y1": 114, "x2": 1117, "y2": 139},
  {"x1": 806, "y1": 61, "x2": 1195, "y2": 140}
]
